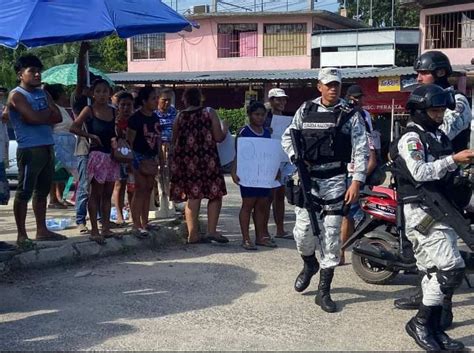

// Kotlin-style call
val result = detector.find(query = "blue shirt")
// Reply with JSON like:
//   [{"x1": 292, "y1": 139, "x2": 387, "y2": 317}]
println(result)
[
  {"x1": 155, "y1": 106, "x2": 177, "y2": 143},
  {"x1": 9, "y1": 86, "x2": 54, "y2": 148},
  {"x1": 238, "y1": 125, "x2": 271, "y2": 139}
]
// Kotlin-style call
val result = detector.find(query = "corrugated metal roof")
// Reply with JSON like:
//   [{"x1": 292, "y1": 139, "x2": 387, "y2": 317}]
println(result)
[{"x1": 108, "y1": 65, "x2": 473, "y2": 84}]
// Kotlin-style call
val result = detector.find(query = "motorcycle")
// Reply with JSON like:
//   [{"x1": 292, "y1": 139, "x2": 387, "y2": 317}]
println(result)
[{"x1": 341, "y1": 181, "x2": 417, "y2": 285}]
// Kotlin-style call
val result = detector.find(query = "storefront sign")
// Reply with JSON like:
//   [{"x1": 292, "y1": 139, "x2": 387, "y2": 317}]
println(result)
[{"x1": 378, "y1": 76, "x2": 401, "y2": 92}]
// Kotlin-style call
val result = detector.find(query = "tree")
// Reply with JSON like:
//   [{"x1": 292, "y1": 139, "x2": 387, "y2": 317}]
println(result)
[
  {"x1": 92, "y1": 35, "x2": 127, "y2": 72},
  {"x1": 338, "y1": 0, "x2": 419, "y2": 28}
]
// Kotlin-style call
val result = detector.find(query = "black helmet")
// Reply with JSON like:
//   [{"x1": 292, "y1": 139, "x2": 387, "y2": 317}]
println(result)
[
  {"x1": 406, "y1": 84, "x2": 455, "y2": 111},
  {"x1": 413, "y1": 51, "x2": 452, "y2": 76}
]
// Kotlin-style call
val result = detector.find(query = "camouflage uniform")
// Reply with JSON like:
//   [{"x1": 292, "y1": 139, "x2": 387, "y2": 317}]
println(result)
[
  {"x1": 440, "y1": 92, "x2": 472, "y2": 141},
  {"x1": 282, "y1": 97, "x2": 369, "y2": 269},
  {"x1": 398, "y1": 121, "x2": 465, "y2": 306}
]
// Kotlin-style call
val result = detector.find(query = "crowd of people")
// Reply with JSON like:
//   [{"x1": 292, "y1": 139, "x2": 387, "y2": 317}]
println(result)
[{"x1": 0, "y1": 45, "x2": 472, "y2": 351}]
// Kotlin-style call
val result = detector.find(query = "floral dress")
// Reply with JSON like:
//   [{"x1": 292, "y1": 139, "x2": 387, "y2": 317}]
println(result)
[{"x1": 170, "y1": 107, "x2": 227, "y2": 201}]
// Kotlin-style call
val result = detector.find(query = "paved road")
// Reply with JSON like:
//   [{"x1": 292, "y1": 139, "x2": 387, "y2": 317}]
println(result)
[{"x1": 1, "y1": 177, "x2": 473, "y2": 351}]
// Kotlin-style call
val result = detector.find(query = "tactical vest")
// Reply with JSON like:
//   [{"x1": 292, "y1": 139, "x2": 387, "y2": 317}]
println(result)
[
  {"x1": 300, "y1": 102, "x2": 353, "y2": 165},
  {"x1": 390, "y1": 125, "x2": 471, "y2": 210}
]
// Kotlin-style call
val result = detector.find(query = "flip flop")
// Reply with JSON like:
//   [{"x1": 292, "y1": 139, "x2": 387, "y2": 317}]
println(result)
[
  {"x1": 78, "y1": 224, "x2": 90, "y2": 234},
  {"x1": 256, "y1": 239, "x2": 278, "y2": 248},
  {"x1": 89, "y1": 235, "x2": 106, "y2": 245},
  {"x1": 206, "y1": 233, "x2": 229, "y2": 244},
  {"x1": 186, "y1": 237, "x2": 212, "y2": 244},
  {"x1": 275, "y1": 232, "x2": 293, "y2": 239},
  {"x1": 36, "y1": 234, "x2": 68, "y2": 242},
  {"x1": 132, "y1": 228, "x2": 149, "y2": 239},
  {"x1": 242, "y1": 240, "x2": 257, "y2": 251},
  {"x1": 16, "y1": 238, "x2": 36, "y2": 251}
]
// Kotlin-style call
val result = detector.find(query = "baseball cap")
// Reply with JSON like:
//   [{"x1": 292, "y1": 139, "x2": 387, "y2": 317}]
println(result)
[
  {"x1": 346, "y1": 84, "x2": 364, "y2": 98},
  {"x1": 268, "y1": 88, "x2": 288, "y2": 99},
  {"x1": 318, "y1": 68, "x2": 342, "y2": 84}
]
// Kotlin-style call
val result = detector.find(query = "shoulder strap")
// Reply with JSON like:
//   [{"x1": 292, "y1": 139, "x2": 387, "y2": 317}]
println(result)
[
  {"x1": 335, "y1": 107, "x2": 358, "y2": 131},
  {"x1": 302, "y1": 100, "x2": 318, "y2": 117}
]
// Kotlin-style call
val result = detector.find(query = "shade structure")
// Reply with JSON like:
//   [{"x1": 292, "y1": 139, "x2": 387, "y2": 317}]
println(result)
[
  {"x1": 0, "y1": 0, "x2": 191, "y2": 49},
  {"x1": 42, "y1": 64, "x2": 114, "y2": 86}
]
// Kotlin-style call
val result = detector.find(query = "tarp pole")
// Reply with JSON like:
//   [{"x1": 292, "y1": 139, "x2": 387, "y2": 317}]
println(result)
[{"x1": 390, "y1": 98, "x2": 395, "y2": 142}]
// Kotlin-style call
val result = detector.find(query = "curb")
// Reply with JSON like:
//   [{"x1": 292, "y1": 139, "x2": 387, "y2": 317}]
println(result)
[{"x1": 0, "y1": 219, "x2": 189, "y2": 275}]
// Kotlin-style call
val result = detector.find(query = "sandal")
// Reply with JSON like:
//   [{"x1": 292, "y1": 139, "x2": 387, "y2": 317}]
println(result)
[
  {"x1": 36, "y1": 233, "x2": 68, "y2": 242},
  {"x1": 110, "y1": 222, "x2": 128, "y2": 229},
  {"x1": 78, "y1": 224, "x2": 90, "y2": 234},
  {"x1": 16, "y1": 238, "x2": 36, "y2": 251},
  {"x1": 206, "y1": 232, "x2": 229, "y2": 244},
  {"x1": 89, "y1": 235, "x2": 106, "y2": 245},
  {"x1": 256, "y1": 238, "x2": 278, "y2": 248},
  {"x1": 275, "y1": 231, "x2": 293, "y2": 239},
  {"x1": 241, "y1": 239, "x2": 257, "y2": 251},
  {"x1": 132, "y1": 228, "x2": 149, "y2": 239},
  {"x1": 186, "y1": 237, "x2": 212, "y2": 244}
]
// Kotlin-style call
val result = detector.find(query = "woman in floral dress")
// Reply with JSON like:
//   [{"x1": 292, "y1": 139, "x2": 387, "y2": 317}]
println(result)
[{"x1": 170, "y1": 88, "x2": 229, "y2": 244}]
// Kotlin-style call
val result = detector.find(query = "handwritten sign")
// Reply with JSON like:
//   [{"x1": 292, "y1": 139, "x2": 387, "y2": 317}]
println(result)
[
  {"x1": 237, "y1": 137, "x2": 281, "y2": 188},
  {"x1": 270, "y1": 114, "x2": 292, "y2": 162}
]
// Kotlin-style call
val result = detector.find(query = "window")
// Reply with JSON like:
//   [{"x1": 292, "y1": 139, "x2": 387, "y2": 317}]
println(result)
[
  {"x1": 425, "y1": 10, "x2": 474, "y2": 49},
  {"x1": 263, "y1": 23, "x2": 307, "y2": 56},
  {"x1": 217, "y1": 24, "x2": 258, "y2": 58},
  {"x1": 131, "y1": 33, "x2": 166, "y2": 60}
]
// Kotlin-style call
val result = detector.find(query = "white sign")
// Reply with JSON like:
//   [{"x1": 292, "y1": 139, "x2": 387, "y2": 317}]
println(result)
[
  {"x1": 237, "y1": 137, "x2": 281, "y2": 188},
  {"x1": 217, "y1": 131, "x2": 235, "y2": 166},
  {"x1": 270, "y1": 114, "x2": 292, "y2": 162}
]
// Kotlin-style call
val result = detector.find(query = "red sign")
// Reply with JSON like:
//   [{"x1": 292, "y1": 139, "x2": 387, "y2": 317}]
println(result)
[{"x1": 356, "y1": 78, "x2": 409, "y2": 114}]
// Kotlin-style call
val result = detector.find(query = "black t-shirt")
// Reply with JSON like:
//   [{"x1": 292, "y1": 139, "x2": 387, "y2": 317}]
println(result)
[
  {"x1": 128, "y1": 110, "x2": 161, "y2": 156},
  {"x1": 86, "y1": 107, "x2": 117, "y2": 154}
]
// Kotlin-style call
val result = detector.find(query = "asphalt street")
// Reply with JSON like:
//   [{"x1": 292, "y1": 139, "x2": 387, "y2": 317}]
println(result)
[{"x1": 0, "y1": 177, "x2": 473, "y2": 351}]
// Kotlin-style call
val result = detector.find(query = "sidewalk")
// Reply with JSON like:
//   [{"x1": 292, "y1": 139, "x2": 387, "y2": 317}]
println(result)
[{"x1": 0, "y1": 198, "x2": 188, "y2": 273}]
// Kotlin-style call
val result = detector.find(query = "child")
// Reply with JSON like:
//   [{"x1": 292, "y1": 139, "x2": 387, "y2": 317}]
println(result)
[{"x1": 231, "y1": 101, "x2": 278, "y2": 250}]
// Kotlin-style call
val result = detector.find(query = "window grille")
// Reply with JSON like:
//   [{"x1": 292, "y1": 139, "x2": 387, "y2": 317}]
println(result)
[
  {"x1": 217, "y1": 24, "x2": 258, "y2": 58},
  {"x1": 425, "y1": 10, "x2": 473, "y2": 49},
  {"x1": 131, "y1": 33, "x2": 166, "y2": 60},
  {"x1": 263, "y1": 23, "x2": 307, "y2": 56}
]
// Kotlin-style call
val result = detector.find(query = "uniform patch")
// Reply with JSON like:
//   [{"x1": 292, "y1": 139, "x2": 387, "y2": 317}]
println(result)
[
  {"x1": 410, "y1": 151, "x2": 423, "y2": 161},
  {"x1": 407, "y1": 138, "x2": 422, "y2": 152},
  {"x1": 455, "y1": 102, "x2": 465, "y2": 114}
]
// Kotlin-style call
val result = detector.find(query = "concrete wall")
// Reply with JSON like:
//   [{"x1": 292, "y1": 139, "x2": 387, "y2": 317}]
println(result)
[{"x1": 419, "y1": 3, "x2": 474, "y2": 65}]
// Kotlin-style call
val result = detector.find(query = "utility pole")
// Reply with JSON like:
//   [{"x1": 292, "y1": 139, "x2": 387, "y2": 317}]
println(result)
[
  {"x1": 391, "y1": 0, "x2": 395, "y2": 27},
  {"x1": 356, "y1": 0, "x2": 359, "y2": 21},
  {"x1": 261, "y1": 0, "x2": 264, "y2": 12},
  {"x1": 309, "y1": 0, "x2": 314, "y2": 11},
  {"x1": 369, "y1": 0, "x2": 373, "y2": 26}
]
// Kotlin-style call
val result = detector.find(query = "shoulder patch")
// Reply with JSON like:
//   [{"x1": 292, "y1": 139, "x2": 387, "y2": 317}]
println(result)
[
  {"x1": 407, "y1": 137, "x2": 423, "y2": 152},
  {"x1": 410, "y1": 151, "x2": 423, "y2": 161}
]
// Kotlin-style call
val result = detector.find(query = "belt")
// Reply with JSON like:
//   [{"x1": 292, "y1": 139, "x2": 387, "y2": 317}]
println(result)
[{"x1": 310, "y1": 165, "x2": 346, "y2": 179}]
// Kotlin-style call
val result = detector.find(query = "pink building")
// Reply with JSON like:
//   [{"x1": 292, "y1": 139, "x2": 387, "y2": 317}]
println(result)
[
  {"x1": 402, "y1": 0, "x2": 473, "y2": 64},
  {"x1": 127, "y1": 11, "x2": 363, "y2": 73}
]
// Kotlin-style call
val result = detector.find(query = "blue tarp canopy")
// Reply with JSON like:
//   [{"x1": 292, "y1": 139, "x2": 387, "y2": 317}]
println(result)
[{"x1": 0, "y1": 0, "x2": 191, "y2": 49}]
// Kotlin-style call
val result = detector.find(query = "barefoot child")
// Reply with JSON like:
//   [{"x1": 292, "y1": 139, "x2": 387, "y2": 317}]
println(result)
[{"x1": 231, "y1": 101, "x2": 278, "y2": 250}]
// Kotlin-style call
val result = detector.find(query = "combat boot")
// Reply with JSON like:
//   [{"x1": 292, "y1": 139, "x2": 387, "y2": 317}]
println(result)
[
  {"x1": 314, "y1": 268, "x2": 337, "y2": 313},
  {"x1": 440, "y1": 294, "x2": 453, "y2": 330},
  {"x1": 405, "y1": 304, "x2": 441, "y2": 351},
  {"x1": 294, "y1": 254, "x2": 319, "y2": 293},
  {"x1": 432, "y1": 305, "x2": 464, "y2": 351},
  {"x1": 394, "y1": 288, "x2": 422, "y2": 310}
]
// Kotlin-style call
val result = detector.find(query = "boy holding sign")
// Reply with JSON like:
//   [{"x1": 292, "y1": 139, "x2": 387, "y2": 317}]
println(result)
[{"x1": 231, "y1": 101, "x2": 279, "y2": 250}]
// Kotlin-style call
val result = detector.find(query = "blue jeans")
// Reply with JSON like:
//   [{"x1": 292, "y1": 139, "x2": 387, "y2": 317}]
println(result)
[{"x1": 75, "y1": 155, "x2": 89, "y2": 225}]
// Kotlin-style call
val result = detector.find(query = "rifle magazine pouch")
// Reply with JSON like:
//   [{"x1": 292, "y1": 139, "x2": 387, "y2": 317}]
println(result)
[{"x1": 286, "y1": 177, "x2": 304, "y2": 208}]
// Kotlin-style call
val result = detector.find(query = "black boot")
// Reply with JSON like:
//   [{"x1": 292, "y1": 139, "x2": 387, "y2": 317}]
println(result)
[
  {"x1": 405, "y1": 304, "x2": 441, "y2": 351},
  {"x1": 440, "y1": 294, "x2": 453, "y2": 330},
  {"x1": 314, "y1": 268, "x2": 337, "y2": 313},
  {"x1": 294, "y1": 254, "x2": 319, "y2": 293},
  {"x1": 394, "y1": 276, "x2": 423, "y2": 310},
  {"x1": 432, "y1": 305, "x2": 464, "y2": 351}
]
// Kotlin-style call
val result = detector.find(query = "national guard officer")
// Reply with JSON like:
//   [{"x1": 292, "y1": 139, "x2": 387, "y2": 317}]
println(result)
[
  {"x1": 394, "y1": 51, "x2": 473, "y2": 327},
  {"x1": 391, "y1": 84, "x2": 472, "y2": 351},
  {"x1": 281, "y1": 68, "x2": 369, "y2": 313}
]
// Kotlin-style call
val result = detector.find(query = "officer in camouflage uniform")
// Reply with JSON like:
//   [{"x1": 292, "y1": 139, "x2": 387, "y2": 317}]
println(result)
[
  {"x1": 394, "y1": 51, "x2": 473, "y2": 327},
  {"x1": 281, "y1": 68, "x2": 369, "y2": 313},
  {"x1": 391, "y1": 84, "x2": 472, "y2": 351}
]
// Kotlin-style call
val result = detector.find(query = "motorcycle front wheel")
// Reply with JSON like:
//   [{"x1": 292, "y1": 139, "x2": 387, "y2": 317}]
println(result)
[{"x1": 351, "y1": 238, "x2": 399, "y2": 285}]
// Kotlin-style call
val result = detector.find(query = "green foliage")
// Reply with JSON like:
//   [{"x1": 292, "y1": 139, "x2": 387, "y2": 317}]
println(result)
[
  {"x1": 216, "y1": 107, "x2": 247, "y2": 134},
  {"x1": 0, "y1": 36, "x2": 127, "y2": 89},
  {"x1": 337, "y1": 0, "x2": 419, "y2": 27}
]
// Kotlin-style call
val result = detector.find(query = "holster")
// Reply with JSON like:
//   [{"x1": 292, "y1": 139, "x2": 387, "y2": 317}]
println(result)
[{"x1": 285, "y1": 176, "x2": 305, "y2": 208}]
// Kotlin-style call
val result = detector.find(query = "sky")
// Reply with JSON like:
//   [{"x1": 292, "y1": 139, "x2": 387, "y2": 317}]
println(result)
[{"x1": 162, "y1": 0, "x2": 339, "y2": 14}]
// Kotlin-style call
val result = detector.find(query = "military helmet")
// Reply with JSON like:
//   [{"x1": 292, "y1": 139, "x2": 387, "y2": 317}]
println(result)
[
  {"x1": 413, "y1": 51, "x2": 452, "y2": 76},
  {"x1": 406, "y1": 84, "x2": 455, "y2": 111}
]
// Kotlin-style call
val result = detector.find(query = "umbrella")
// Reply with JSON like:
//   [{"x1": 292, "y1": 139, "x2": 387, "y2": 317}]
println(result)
[
  {"x1": 0, "y1": 0, "x2": 191, "y2": 49},
  {"x1": 42, "y1": 64, "x2": 114, "y2": 86}
]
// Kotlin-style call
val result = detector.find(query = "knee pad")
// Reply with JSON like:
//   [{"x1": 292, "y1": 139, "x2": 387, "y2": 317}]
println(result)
[{"x1": 436, "y1": 268, "x2": 465, "y2": 295}]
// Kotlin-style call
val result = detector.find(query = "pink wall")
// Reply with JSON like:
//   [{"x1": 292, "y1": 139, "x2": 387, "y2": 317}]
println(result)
[
  {"x1": 128, "y1": 14, "x2": 343, "y2": 73},
  {"x1": 419, "y1": 3, "x2": 474, "y2": 66}
]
